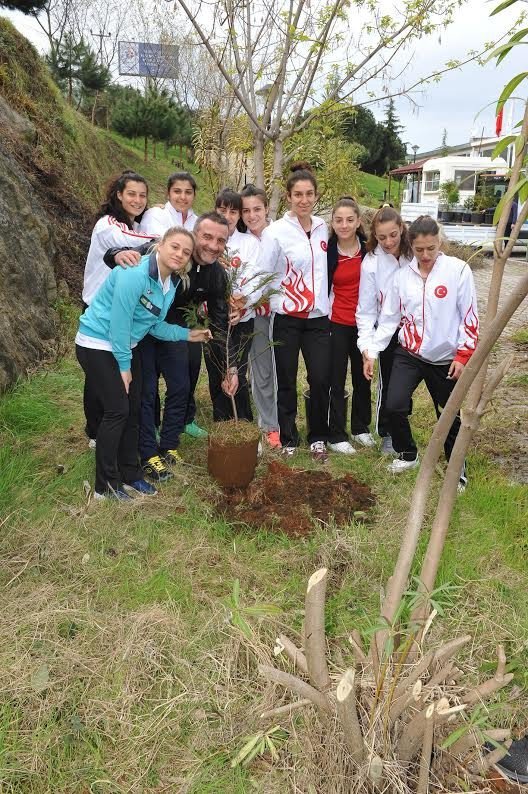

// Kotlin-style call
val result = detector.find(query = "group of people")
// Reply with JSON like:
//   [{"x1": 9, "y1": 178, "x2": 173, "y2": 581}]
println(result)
[{"x1": 76, "y1": 162, "x2": 480, "y2": 500}]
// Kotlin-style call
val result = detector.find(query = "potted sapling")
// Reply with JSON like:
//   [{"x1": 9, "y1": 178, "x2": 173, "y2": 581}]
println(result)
[
  {"x1": 206, "y1": 250, "x2": 279, "y2": 489},
  {"x1": 462, "y1": 196, "x2": 474, "y2": 222},
  {"x1": 438, "y1": 180, "x2": 459, "y2": 223}
]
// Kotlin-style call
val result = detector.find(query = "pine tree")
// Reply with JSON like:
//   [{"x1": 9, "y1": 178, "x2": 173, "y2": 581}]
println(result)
[
  {"x1": 0, "y1": 0, "x2": 47, "y2": 12},
  {"x1": 47, "y1": 34, "x2": 109, "y2": 106},
  {"x1": 378, "y1": 99, "x2": 407, "y2": 175}
]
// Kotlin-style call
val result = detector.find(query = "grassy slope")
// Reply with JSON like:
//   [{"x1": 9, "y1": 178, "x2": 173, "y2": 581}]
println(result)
[
  {"x1": 0, "y1": 339, "x2": 527, "y2": 791},
  {"x1": 357, "y1": 171, "x2": 392, "y2": 207}
]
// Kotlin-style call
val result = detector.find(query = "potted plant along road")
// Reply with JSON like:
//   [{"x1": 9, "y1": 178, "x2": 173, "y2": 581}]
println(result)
[
  {"x1": 462, "y1": 196, "x2": 474, "y2": 222},
  {"x1": 438, "y1": 180, "x2": 460, "y2": 222},
  {"x1": 205, "y1": 252, "x2": 279, "y2": 489}
]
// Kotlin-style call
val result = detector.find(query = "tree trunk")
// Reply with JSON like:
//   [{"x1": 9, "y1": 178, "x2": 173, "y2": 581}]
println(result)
[
  {"x1": 144, "y1": 136, "x2": 148, "y2": 163},
  {"x1": 91, "y1": 91, "x2": 98, "y2": 126},
  {"x1": 253, "y1": 130, "x2": 265, "y2": 189},
  {"x1": 268, "y1": 138, "x2": 284, "y2": 220},
  {"x1": 153, "y1": 140, "x2": 157, "y2": 159}
]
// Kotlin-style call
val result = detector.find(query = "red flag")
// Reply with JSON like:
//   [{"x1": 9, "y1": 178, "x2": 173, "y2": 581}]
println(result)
[{"x1": 496, "y1": 107, "x2": 504, "y2": 137}]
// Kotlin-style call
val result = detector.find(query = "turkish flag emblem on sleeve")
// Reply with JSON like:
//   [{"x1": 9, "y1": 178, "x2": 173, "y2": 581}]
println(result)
[{"x1": 496, "y1": 107, "x2": 504, "y2": 137}]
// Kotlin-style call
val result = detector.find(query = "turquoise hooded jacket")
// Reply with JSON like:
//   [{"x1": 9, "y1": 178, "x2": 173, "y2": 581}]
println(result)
[{"x1": 78, "y1": 252, "x2": 190, "y2": 372}]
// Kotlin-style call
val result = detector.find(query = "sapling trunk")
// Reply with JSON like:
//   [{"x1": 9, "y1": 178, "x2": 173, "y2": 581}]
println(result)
[{"x1": 225, "y1": 322, "x2": 239, "y2": 422}]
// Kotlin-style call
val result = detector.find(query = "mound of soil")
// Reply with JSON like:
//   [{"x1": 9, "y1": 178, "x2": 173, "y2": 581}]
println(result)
[{"x1": 214, "y1": 460, "x2": 375, "y2": 537}]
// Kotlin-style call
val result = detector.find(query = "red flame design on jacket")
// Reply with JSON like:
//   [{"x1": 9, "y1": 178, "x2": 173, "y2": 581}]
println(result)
[
  {"x1": 281, "y1": 257, "x2": 314, "y2": 314},
  {"x1": 402, "y1": 312, "x2": 422, "y2": 353},
  {"x1": 462, "y1": 303, "x2": 479, "y2": 350}
]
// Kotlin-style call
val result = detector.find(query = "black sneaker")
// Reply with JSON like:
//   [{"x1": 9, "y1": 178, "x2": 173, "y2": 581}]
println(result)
[
  {"x1": 142, "y1": 455, "x2": 173, "y2": 482},
  {"x1": 492, "y1": 735, "x2": 528, "y2": 783}
]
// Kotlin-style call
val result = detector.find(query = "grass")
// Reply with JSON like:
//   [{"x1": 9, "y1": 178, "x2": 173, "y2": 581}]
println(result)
[
  {"x1": 511, "y1": 326, "x2": 528, "y2": 345},
  {"x1": 357, "y1": 171, "x2": 391, "y2": 207},
  {"x1": 0, "y1": 333, "x2": 527, "y2": 791}
]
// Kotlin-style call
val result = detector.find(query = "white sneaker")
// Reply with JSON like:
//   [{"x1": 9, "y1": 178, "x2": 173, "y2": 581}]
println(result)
[
  {"x1": 380, "y1": 436, "x2": 395, "y2": 455},
  {"x1": 388, "y1": 455, "x2": 419, "y2": 473},
  {"x1": 282, "y1": 446, "x2": 296, "y2": 457},
  {"x1": 88, "y1": 438, "x2": 96, "y2": 449},
  {"x1": 352, "y1": 432, "x2": 376, "y2": 448},
  {"x1": 328, "y1": 441, "x2": 357, "y2": 455}
]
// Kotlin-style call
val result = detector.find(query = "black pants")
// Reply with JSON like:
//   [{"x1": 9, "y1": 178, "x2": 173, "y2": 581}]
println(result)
[
  {"x1": 76, "y1": 345, "x2": 143, "y2": 493},
  {"x1": 205, "y1": 319, "x2": 254, "y2": 421},
  {"x1": 81, "y1": 302, "x2": 103, "y2": 439},
  {"x1": 386, "y1": 347, "x2": 461, "y2": 462},
  {"x1": 376, "y1": 330, "x2": 400, "y2": 438},
  {"x1": 272, "y1": 313, "x2": 330, "y2": 447},
  {"x1": 329, "y1": 322, "x2": 371, "y2": 442},
  {"x1": 152, "y1": 339, "x2": 201, "y2": 434}
]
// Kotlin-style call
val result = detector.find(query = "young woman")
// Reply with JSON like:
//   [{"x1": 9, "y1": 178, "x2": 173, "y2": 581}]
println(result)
[
  {"x1": 140, "y1": 171, "x2": 198, "y2": 234},
  {"x1": 241, "y1": 184, "x2": 281, "y2": 449},
  {"x1": 210, "y1": 189, "x2": 262, "y2": 422},
  {"x1": 363, "y1": 215, "x2": 479, "y2": 488},
  {"x1": 82, "y1": 171, "x2": 155, "y2": 443},
  {"x1": 356, "y1": 206, "x2": 413, "y2": 454},
  {"x1": 260, "y1": 163, "x2": 330, "y2": 461},
  {"x1": 76, "y1": 227, "x2": 211, "y2": 500},
  {"x1": 327, "y1": 197, "x2": 370, "y2": 455}
]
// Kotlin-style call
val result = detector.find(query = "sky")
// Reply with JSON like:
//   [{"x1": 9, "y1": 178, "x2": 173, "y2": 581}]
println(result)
[{"x1": 2, "y1": 0, "x2": 527, "y2": 154}]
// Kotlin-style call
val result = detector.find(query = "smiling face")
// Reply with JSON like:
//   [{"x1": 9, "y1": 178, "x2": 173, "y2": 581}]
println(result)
[
  {"x1": 411, "y1": 233, "x2": 441, "y2": 269},
  {"x1": 215, "y1": 203, "x2": 241, "y2": 237},
  {"x1": 287, "y1": 179, "x2": 317, "y2": 221},
  {"x1": 157, "y1": 231, "x2": 194, "y2": 273},
  {"x1": 332, "y1": 206, "x2": 361, "y2": 243},
  {"x1": 375, "y1": 219, "x2": 402, "y2": 257},
  {"x1": 241, "y1": 195, "x2": 267, "y2": 236},
  {"x1": 168, "y1": 179, "x2": 195, "y2": 214},
  {"x1": 117, "y1": 180, "x2": 148, "y2": 221},
  {"x1": 194, "y1": 218, "x2": 229, "y2": 264}
]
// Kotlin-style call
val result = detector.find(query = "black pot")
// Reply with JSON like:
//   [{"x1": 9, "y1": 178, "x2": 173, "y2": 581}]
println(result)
[
  {"x1": 484, "y1": 210, "x2": 495, "y2": 225},
  {"x1": 444, "y1": 211, "x2": 455, "y2": 222},
  {"x1": 463, "y1": 212, "x2": 472, "y2": 222},
  {"x1": 452, "y1": 211, "x2": 463, "y2": 223},
  {"x1": 471, "y1": 212, "x2": 484, "y2": 224},
  {"x1": 437, "y1": 210, "x2": 447, "y2": 222}
]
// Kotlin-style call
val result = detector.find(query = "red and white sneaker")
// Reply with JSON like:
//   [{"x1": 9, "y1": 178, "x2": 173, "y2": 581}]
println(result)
[
  {"x1": 310, "y1": 441, "x2": 329, "y2": 463},
  {"x1": 266, "y1": 430, "x2": 282, "y2": 449}
]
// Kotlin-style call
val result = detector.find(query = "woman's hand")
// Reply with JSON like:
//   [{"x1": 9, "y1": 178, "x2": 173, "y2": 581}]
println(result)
[
  {"x1": 222, "y1": 367, "x2": 239, "y2": 396},
  {"x1": 189, "y1": 328, "x2": 212, "y2": 343},
  {"x1": 121, "y1": 370, "x2": 132, "y2": 393},
  {"x1": 447, "y1": 360, "x2": 464, "y2": 380},
  {"x1": 115, "y1": 250, "x2": 142, "y2": 268},
  {"x1": 363, "y1": 356, "x2": 375, "y2": 381}
]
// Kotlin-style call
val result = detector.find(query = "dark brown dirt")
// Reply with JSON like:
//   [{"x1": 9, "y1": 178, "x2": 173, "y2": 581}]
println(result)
[{"x1": 214, "y1": 460, "x2": 375, "y2": 537}]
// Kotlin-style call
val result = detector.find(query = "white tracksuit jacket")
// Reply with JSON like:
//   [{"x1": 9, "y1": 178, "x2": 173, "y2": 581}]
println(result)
[
  {"x1": 82, "y1": 215, "x2": 154, "y2": 305},
  {"x1": 140, "y1": 202, "x2": 197, "y2": 235},
  {"x1": 225, "y1": 228, "x2": 264, "y2": 323},
  {"x1": 260, "y1": 212, "x2": 329, "y2": 318},
  {"x1": 356, "y1": 245, "x2": 412, "y2": 354},
  {"x1": 367, "y1": 253, "x2": 479, "y2": 365}
]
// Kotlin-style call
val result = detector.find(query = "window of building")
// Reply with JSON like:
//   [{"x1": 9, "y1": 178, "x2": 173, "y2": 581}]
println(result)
[
  {"x1": 454, "y1": 170, "x2": 477, "y2": 190},
  {"x1": 423, "y1": 170, "x2": 440, "y2": 191}
]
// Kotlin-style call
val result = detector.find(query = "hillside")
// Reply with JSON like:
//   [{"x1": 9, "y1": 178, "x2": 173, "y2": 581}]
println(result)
[{"x1": 0, "y1": 17, "x2": 205, "y2": 390}]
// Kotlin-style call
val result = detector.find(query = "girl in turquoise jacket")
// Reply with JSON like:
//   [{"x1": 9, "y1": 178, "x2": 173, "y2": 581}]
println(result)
[{"x1": 75, "y1": 227, "x2": 211, "y2": 500}]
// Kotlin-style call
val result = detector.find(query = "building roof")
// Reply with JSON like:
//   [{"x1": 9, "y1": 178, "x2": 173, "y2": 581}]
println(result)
[{"x1": 389, "y1": 159, "x2": 428, "y2": 176}]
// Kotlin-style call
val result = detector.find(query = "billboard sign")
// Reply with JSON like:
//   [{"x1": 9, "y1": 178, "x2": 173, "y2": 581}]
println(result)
[{"x1": 118, "y1": 41, "x2": 178, "y2": 78}]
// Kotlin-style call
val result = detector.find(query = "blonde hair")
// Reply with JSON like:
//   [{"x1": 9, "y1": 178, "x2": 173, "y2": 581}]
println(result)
[{"x1": 156, "y1": 226, "x2": 194, "y2": 290}]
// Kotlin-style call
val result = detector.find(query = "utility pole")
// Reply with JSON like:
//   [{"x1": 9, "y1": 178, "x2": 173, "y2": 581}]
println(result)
[{"x1": 90, "y1": 28, "x2": 111, "y2": 126}]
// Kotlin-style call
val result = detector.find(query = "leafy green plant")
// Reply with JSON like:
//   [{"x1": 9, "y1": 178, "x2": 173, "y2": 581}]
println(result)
[
  {"x1": 463, "y1": 196, "x2": 475, "y2": 211},
  {"x1": 224, "y1": 579, "x2": 282, "y2": 640},
  {"x1": 439, "y1": 180, "x2": 460, "y2": 209},
  {"x1": 231, "y1": 725, "x2": 289, "y2": 767}
]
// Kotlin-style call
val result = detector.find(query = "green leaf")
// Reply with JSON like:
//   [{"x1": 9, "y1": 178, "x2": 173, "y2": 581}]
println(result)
[
  {"x1": 490, "y1": 0, "x2": 519, "y2": 15},
  {"x1": 232, "y1": 578, "x2": 240, "y2": 607},
  {"x1": 491, "y1": 135, "x2": 516, "y2": 159},
  {"x1": 231, "y1": 733, "x2": 264, "y2": 767},
  {"x1": 515, "y1": 132, "x2": 526, "y2": 156},
  {"x1": 493, "y1": 176, "x2": 528, "y2": 224},
  {"x1": 244, "y1": 604, "x2": 282, "y2": 616},
  {"x1": 519, "y1": 180, "x2": 528, "y2": 204},
  {"x1": 232, "y1": 613, "x2": 253, "y2": 639},
  {"x1": 441, "y1": 723, "x2": 470, "y2": 749},
  {"x1": 496, "y1": 72, "x2": 528, "y2": 114},
  {"x1": 266, "y1": 735, "x2": 280, "y2": 761}
]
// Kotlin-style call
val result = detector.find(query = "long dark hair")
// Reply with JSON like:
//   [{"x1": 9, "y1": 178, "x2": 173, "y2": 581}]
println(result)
[
  {"x1": 329, "y1": 196, "x2": 366, "y2": 246},
  {"x1": 366, "y1": 205, "x2": 412, "y2": 260},
  {"x1": 286, "y1": 161, "x2": 317, "y2": 194},
  {"x1": 97, "y1": 170, "x2": 148, "y2": 228},
  {"x1": 239, "y1": 183, "x2": 269, "y2": 233},
  {"x1": 408, "y1": 215, "x2": 440, "y2": 241}
]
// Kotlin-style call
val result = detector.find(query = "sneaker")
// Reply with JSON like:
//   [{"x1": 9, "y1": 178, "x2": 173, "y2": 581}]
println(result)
[
  {"x1": 457, "y1": 476, "x2": 468, "y2": 494},
  {"x1": 492, "y1": 734, "x2": 528, "y2": 783},
  {"x1": 388, "y1": 454, "x2": 419, "y2": 473},
  {"x1": 142, "y1": 455, "x2": 174, "y2": 482},
  {"x1": 94, "y1": 488, "x2": 133, "y2": 502},
  {"x1": 282, "y1": 446, "x2": 297, "y2": 457},
  {"x1": 161, "y1": 448, "x2": 183, "y2": 466},
  {"x1": 88, "y1": 438, "x2": 97, "y2": 449},
  {"x1": 184, "y1": 421, "x2": 208, "y2": 439},
  {"x1": 266, "y1": 430, "x2": 282, "y2": 449},
  {"x1": 380, "y1": 436, "x2": 395, "y2": 455},
  {"x1": 352, "y1": 432, "x2": 376, "y2": 448},
  {"x1": 310, "y1": 441, "x2": 329, "y2": 463},
  {"x1": 328, "y1": 441, "x2": 356, "y2": 455},
  {"x1": 123, "y1": 479, "x2": 158, "y2": 496}
]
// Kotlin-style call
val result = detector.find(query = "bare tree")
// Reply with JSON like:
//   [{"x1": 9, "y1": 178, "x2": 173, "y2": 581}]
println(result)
[{"x1": 172, "y1": 0, "x2": 519, "y2": 215}]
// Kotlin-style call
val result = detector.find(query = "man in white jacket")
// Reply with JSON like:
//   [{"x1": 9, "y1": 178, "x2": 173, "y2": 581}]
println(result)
[{"x1": 364, "y1": 215, "x2": 479, "y2": 488}]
